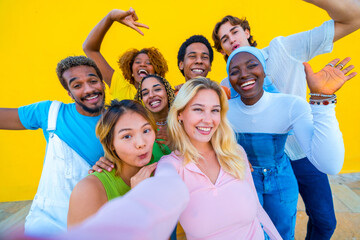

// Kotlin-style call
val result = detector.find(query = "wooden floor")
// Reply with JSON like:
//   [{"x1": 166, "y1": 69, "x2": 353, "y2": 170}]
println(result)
[{"x1": 1, "y1": 173, "x2": 359, "y2": 239}]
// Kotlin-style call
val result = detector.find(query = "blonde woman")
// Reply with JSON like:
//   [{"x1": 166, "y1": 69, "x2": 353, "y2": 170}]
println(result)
[{"x1": 156, "y1": 78, "x2": 281, "y2": 239}]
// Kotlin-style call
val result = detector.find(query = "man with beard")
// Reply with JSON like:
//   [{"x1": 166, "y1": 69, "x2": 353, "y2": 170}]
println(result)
[{"x1": 0, "y1": 56, "x2": 105, "y2": 237}]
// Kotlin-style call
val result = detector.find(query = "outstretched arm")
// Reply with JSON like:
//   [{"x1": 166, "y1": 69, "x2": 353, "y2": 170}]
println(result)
[
  {"x1": 83, "y1": 8, "x2": 149, "y2": 86},
  {"x1": 303, "y1": 0, "x2": 360, "y2": 42},
  {"x1": 292, "y1": 58, "x2": 356, "y2": 174},
  {"x1": 0, "y1": 108, "x2": 26, "y2": 130}
]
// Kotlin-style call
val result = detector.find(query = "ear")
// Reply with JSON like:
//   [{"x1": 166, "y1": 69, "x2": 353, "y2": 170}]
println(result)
[
  {"x1": 179, "y1": 61, "x2": 184, "y2": 71},
  {"x1": 68, "y1": 91, "x2": 74, "y2": 100},
  {"x1": 245, "y1": 29, "x2": 250, "y2": 40},
  {"x1": 178, "y1": 112, "x2": 183, "y2": 121},
  {"x1": 220, "y1": 49, "x2": 227, "y2": 56}
]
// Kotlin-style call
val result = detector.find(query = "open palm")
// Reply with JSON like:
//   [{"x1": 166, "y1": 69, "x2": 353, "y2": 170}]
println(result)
[{"x1": 305, "y1": 57, "x2": 357, "y2": 95}]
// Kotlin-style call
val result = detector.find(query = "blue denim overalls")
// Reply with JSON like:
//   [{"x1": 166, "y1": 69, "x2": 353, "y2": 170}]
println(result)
[
  {"x1": 237, "y1": 132, "x2": 298, "y2": 240},
  {"x1": 25, "y1": 101, "x2": 91, "y2": 236}
]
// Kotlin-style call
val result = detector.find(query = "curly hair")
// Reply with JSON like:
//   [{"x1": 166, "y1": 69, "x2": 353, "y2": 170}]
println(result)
[
  {"x1": 134, "y1": 74, "x2": 175, "y2": 110},
  {"x1": 56, "y1": 56, "x2": 103, "y2": 91},
  {"x1": 212, "y1": 15, "x2": 257, "y2": 60},
  {"x1": 117, "y1": 47, "x2": 168, "y2": 85},
  {"x1": 177, "y1": 35, "x2": 214, "y2": 76}
]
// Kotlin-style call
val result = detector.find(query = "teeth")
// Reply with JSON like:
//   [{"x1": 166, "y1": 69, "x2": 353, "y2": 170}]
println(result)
[
  {"x1": 192, "y1": 69, "x2": 204, "y2": 73},
  {"x1": 197, "y1": 127, "x2": 211, "y2": 132},
  {"x1": 150, "y1": 100, "x2": 160, "y2": 106},
  {"x1": 241, "y1": 80, "x2": 255, "y2": 87},
  {"x1": 86, "y1": 95, "x2": 98, "y2": 100},
  {"x1": 138, "y1": 69, "x2": 148, "y2": 75}
]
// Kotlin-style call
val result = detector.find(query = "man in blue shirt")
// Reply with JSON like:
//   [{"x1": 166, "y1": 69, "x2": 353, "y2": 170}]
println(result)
[{"x1": 0, "y1": 56, "x2": 105, "y2": 236}]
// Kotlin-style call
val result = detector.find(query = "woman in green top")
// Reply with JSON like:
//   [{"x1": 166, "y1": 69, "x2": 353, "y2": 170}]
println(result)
[
  {"x1": 68, "y1": 99, "x2": 170, "y2": 227},
  {"x1": 91, "y1": 74, "x2": 175, "y2": 173}
]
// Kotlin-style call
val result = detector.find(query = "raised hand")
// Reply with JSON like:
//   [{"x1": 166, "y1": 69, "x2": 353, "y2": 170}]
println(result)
[
  {"x1": 109, "y1": 8, "x2": 149, "y2": 35},
  {"x1": 304, "y1": 57, "x2": 357, "y2": 95},
  {"x1": 130, "y1": 163, "x2": 158, "y2": 188}
]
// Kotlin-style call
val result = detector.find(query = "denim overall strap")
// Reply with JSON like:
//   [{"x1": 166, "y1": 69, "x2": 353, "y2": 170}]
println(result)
[
  {"x1": 47, "y1": 100, "x2": 61, "y2": 132},
  {"x1": 236, "y1": 133, "x2": 288, "y2": 168},
  {"x1": 25, "y1": 102, "x2": 91, "y2": 237}
]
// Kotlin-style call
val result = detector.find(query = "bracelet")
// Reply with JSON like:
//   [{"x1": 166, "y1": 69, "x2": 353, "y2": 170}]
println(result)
[
  {"x1": 309, "y1": 93, "x2": 335, "y2": 98},
  {"x1": 309, "y1": 94, "x2": 337, "y2": 105}
]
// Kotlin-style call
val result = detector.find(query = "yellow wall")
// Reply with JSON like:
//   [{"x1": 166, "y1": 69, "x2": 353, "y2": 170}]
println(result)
[{"x1": 1, "y1": 0, "x2": 359, "y2": 201}]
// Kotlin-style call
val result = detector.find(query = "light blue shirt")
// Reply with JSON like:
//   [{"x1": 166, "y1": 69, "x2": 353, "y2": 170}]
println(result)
[
  {"x1": 227, "y1": 92, "x2": 344, "y2": 175},
  {"x1": 18, "y1": 101, "x2": 104, "y2": 166},
  {"x1": 223, "y1": 20, "x2": 335, "y2": 159}
]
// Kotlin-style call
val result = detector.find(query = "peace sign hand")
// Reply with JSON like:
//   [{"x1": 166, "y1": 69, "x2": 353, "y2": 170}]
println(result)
[
  {"x1": 304, "y1": 57, "x2": 357, "y2": 95},
  {"x1": 110, "y1": 8, "x2": 149, "y2": 35}
]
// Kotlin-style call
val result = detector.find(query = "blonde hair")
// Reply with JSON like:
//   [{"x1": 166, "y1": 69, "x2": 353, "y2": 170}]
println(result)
[
  {"x1": 96, "y1": 99, "x2": 157, "y2": 176},
  {"x1": 167, "y1": 77, "x2": 246, "y2": 179}
]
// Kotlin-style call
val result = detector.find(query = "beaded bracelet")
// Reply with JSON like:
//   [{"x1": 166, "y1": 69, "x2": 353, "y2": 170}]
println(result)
[
  {"x1": 309, "y1": 93, "x2": 335, "y2": 98},
  {"x1": 309, "y1": 94, "x2": 337, "y2": 105}
]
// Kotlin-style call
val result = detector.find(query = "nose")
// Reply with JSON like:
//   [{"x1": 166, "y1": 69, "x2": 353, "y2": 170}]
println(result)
[
  {"x1": 229, "y1": 35, "x2": 236, "y2": 45},
  {"x1": 239, "y1": 68, "x2": 250, "y2": 79},
  {"x1": 84, "y1": 82, "x2": 95, "y2": 94},
  {"x1": 195, "y1": 56, "x2": 203, "y2": 64},
  {"x1": 202, "y1": 111, "x2": 212, "y2": 123},
  {"x1": 148, "y1": 90, "x2": 154, "y2": 98},
  {"x1": 135, "y1": 135, "x2": 146, "y2": 149},
  {"x1": 140, "y1": 61, "x2": 146, "y2": 67}
]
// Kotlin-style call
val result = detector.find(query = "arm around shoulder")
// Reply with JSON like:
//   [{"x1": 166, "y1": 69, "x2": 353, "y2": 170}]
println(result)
[
  {"x1": 67, "y1": 175, "x2": 107, "y2": 228},
  {"x1": 0, "y1": 108, "x2": 26, "y2": 130}
]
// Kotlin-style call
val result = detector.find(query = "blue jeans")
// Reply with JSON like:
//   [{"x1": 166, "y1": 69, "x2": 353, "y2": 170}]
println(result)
[
  {"x1": 291, "y1": 157, "x2": 336, "y2": 240},
  {"x1": 252, "y1": 159, "x2": 298, "y2": 240}
]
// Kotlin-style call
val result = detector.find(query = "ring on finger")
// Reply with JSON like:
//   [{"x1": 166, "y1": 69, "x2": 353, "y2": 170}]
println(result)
[
  {"x1": 326, "y1": 63, "x2": 335, "y2": 67},
  {"x1": 337, "y1": 63, "x2": 344, "y2": 69}
]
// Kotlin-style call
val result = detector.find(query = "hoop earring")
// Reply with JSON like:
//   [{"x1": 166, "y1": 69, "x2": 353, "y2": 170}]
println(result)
[{"x1": 178, "y1": 119, "x2": 182, "y2": 124}]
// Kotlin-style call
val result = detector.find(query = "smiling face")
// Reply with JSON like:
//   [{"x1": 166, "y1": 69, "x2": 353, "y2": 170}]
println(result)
[
  {"x1": 132, "y1": 53, "x2": 155, "y2": 84},
  {"x1": 112, "y1": 111, "x2": 156, "y2": 170},
  {"x1": 178, "y1": 89, "x2": 221, "y2": 149},
  {"x1": 218, "y1": 21, "x2": 251, "y2": 57},
  {"x1": 179, "y1": 42, "x2": 211, "y2": 81},
  {"x1": 141, "y1": 77, "x2": 169, "y2": 114},
  {"x1": 64, "y1": 65, "x2": 105, "y2": 116},
  {"x1": 228, "y1": 52, "x2": 265, "y2": 105}
]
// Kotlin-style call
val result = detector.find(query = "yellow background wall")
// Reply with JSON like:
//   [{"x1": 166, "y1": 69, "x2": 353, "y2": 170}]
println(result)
[{"x1": 1, "y1": 0, "x2": 359, "y2": 201}]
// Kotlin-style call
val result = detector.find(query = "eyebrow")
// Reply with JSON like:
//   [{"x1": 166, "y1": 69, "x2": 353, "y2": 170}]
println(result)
[
  {"x1": 230, "y1": 58, "x2": 258, "y2": 69},
  {"x1": 117, "y1": 122, "x2": 151, "y2": 134},
  {"x1": 191, "y1": 103, "x2": 221, "y2": 108},
  {"x1": 141, "y1": 83, "x2": 162, "y2": 93},
  {"x1": 220, "y1": 26, "x2": 239, "y2": 41},
  {"x1": 68, "y1": 73, "x2": 98, "y2": 85},
  {"x1": 186, "y1": 51, "x2": 209, "y2": 56}
]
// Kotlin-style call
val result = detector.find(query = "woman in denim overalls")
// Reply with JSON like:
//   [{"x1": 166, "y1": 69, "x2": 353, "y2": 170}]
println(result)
[{"x1": 226, "y1": 46, "x2": 354, "y2": 239}]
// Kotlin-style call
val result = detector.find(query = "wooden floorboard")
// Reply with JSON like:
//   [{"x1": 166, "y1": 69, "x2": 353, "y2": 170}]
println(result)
[{"x1": 0, "y1": 173, "x2": 359, "y2": 238}]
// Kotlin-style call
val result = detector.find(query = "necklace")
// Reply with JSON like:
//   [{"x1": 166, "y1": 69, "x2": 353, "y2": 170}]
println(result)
[{"x1": 156, "y1": 120, "x2": 167, "y2": 126}]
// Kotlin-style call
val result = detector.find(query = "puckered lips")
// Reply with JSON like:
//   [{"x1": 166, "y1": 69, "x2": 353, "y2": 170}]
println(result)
[
  {"x1": 138, "y1": 69, "x2": 149, "y2": 78},
  {"x1": 232, "y1": 43, "x2": 240, "y2": 51},
  {"x1": 138, "y1": 151, "x2": 149, "y2": 160},
  {"x1": 196, "y1": 126, "x2": 212, "y2": 135},
  {"x1": 81, "y1": 92, "x2": 103, "y2": 104}
]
